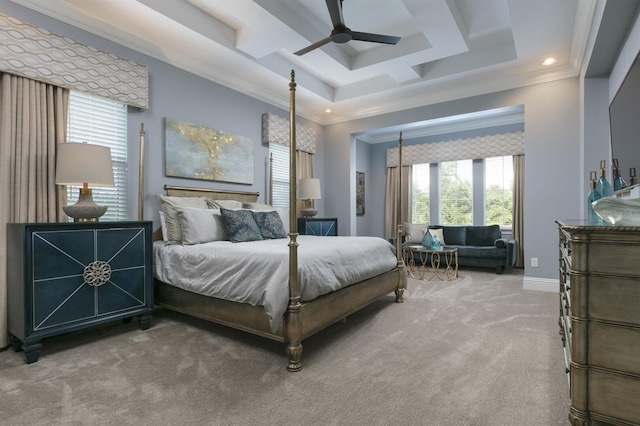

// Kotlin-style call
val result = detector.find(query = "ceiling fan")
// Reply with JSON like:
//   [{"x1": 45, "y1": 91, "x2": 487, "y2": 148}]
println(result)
[{"x1": 294, "y1": 0, "x2": 401, "y2": 56}]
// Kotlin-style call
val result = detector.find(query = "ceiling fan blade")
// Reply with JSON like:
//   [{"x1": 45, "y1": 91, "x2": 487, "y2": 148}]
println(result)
[
  {"x1": 351, "y1": 32, "x2": 401, "y2": 45},
  {"x1": 326, "y1": 0, "x2": 345, "y2": 28},
  {"x1": 294, "y1": 36, "x2": 333, "y2": 56}
]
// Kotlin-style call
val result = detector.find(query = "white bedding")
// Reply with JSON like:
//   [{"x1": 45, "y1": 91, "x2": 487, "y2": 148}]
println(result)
[{"x1": 153, "y1": 235, "x2": 398, "y2": 332}]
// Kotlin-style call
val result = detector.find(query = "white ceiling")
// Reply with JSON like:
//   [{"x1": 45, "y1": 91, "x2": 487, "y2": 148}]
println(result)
[{"x1": 12, "y1": 0, "x2": 596, "y2": 128}]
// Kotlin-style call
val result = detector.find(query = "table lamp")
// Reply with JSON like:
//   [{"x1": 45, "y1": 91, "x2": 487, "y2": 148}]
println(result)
[
  {"x1": 56, "y1": 142, "x2": 114, "y2": 222},
  {"x1": 298, "y1": 178, "x2": 321, "y2": 218}
]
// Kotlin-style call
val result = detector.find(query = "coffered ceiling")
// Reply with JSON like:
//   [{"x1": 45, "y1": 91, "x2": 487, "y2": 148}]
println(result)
[{"x1": 12, "y1": 0, "x2": 597, "y2": 126}]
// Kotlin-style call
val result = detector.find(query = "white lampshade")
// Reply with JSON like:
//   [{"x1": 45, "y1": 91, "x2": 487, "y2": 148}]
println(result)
[
  {"x1": 55, "y1": 142, "x2": 114, "y2": 187},
  {"x1": 297, "y1": 178, "x2": 321, "y2": 200},
  {"x1": 56, "y1": 142, "x2": 114, "y2": 222}
]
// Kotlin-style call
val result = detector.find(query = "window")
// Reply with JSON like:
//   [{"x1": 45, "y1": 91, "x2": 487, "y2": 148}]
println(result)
[
  {"x1": 440, "y1": 160, "x2": 472, "y2": 225},
  {"x1": 269, "y1": 143, "x2": 290, "y2": 209},
  {"x1": 485, "y1": 156, "x2": 513, "y2": 228},
  {"x1": 410, "y1": 156, "x2": 514, "y2": 227},
  {"x1": 412, "y1": 163, "x2": 430, "y2": 223},
  {"x1": 66, "y1": 91, "x2": 128, "y2": 221}
]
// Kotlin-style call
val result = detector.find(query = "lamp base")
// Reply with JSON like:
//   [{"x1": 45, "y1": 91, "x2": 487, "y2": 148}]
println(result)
[
  {"x1": 301, "y1": 208, "x2": 318, "y2": 218},
  {"x1": 63, "y1": 191, "x2": 108, "y2": 222}
]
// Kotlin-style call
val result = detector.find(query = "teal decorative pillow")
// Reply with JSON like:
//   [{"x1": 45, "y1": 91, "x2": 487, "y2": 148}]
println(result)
[
  {"x1": 220, "y1": 208, "x2": 263, "y2": 243},
  {"x1": 252, "y1": 210, "x2": 287, "y2": 239}
]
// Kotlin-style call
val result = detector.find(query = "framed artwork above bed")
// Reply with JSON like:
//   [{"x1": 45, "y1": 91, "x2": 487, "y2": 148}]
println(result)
[{"x1": 164, "y1": 118, "x2": 254, "y2": 184}]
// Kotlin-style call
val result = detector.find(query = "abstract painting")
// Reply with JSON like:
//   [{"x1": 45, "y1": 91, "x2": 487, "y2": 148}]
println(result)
[
  {"x1": 356, "y1": 171, "x2": 365, "y2": 216},
  {"x1": 165, "y1": 118, "x2": 254, "y2": 184}
]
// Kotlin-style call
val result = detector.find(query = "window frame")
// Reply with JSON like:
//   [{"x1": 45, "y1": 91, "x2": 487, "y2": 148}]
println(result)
[{"x1": 65, "y1": 91, "x2": 128, "y2": 221}]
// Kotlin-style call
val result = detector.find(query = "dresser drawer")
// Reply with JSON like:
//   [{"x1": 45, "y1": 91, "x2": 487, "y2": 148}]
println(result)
[
  {"x1": 588, "y1": 368, "x2": 640, "y2": 424},
  {"x1": 588, "y1": 275, "x2": 640, "y2": 325},
  {"x1": 589, "y1": 322, "x2": 640, "y2": 376}
]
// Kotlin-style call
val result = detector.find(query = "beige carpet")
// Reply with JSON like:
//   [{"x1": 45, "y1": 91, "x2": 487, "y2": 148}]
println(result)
[{"x1": 0, "y1": 268, "x2": 568, "y2": 425}]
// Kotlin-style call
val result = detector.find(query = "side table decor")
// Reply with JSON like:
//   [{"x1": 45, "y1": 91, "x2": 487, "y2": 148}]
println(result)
[{"x1": 592, "y1": 197, "x2": 640, "y2": 226}]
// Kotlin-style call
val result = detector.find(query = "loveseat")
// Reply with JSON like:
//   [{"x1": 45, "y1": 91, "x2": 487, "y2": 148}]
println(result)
[{"x1": 391, "y1": 224, "x2": 517, "y2": 274}]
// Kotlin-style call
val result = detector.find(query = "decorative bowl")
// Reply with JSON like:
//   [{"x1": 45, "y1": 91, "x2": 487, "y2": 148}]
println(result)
[{"x1": 592, "y1": 197, "x2": 640, "y2": 226}]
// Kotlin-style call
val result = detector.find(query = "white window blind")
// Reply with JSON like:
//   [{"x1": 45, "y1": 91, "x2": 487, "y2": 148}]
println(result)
[
  {"x1": 270, "y1": 143, "x2": 290, "y2": 209},
  {"x1": 66, "y1": 91, "x2": 128, "y2": 221}
]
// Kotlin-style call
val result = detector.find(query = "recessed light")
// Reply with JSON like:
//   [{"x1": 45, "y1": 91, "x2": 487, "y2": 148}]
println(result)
[
  {"x1": 541, "y1": 57, "x2": 557, "y2": 66},
  {"x1": 325, "y1": 109, "x2": 332, "y2": 113}
]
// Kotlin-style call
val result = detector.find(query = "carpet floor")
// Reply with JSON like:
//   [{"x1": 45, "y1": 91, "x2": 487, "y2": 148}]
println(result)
[{"x1": 0, "y1": 268, "x2": 568, "y2": 425}]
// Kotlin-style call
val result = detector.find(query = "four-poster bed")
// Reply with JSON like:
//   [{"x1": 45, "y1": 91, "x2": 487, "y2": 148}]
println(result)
[{"x1": 153, "y1": 71, "x2": 406, "y2": 371}]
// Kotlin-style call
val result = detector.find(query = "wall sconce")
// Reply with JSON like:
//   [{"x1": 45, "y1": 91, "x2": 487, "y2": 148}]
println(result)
[
  {"x1": 297, "y1": 178, "x2": 321, "y2": 218},
  {"x1": 55, "y1": 142, "x2": 114, "y2": 222}
]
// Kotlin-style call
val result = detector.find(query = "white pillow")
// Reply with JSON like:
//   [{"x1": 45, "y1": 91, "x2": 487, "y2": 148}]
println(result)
[
  {"x1": 158, "y1": 195, "x2": 209, "y2": 244},
  {"x1": 175, "y1": 207, "x2": 227, "y2": 244},
  {"x1": 159, "y1": 211, "x2": 168, "y2": 242},
  {"x1": 429, "y1": 228, "x2": 445, "y2": 246},
  {"x1": 404, "y1": 222, "x2": 427, "y2": 243},
  {"x1": 242, "y1": 202, "x2": 272, "y2": 210},
  {"x1": 206, "y1": 199, "x2": 243, "y2": 210}
]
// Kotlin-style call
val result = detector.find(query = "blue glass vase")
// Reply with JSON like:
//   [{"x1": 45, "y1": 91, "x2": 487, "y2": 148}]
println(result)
[
  {"x1": 588, "y1": 171, "x2": 603, "y2": 225},
  {"x1": 612, "y1": 160, "x2": 627, "y2": 191},
  {"x1": 596, "y1": 160, "x2": 612, "y2": 198}
]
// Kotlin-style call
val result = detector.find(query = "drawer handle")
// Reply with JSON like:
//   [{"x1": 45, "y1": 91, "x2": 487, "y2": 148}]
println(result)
[{"x1": 83, "y1": 261, "x2": 112, "y2": 287}]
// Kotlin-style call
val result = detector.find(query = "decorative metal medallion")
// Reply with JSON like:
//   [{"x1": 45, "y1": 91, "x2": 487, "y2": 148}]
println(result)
[{"x1": 83, "y1": 261, "x2": 111, "y2": 287}]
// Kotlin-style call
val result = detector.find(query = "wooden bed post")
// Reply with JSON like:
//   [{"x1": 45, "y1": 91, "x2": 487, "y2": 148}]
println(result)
[
  {"x1": 395, "y1": 132, "x2": 405, "y2": 303},
  {"x1": 138, "y1": 123, "x2": 145, "y2": 221},
  {"x1": 286, "y1": 69, "x2": 303, "y2": 372},
  {"x1": 268, "y1": 153, "x2": 273, "y2": 206}
]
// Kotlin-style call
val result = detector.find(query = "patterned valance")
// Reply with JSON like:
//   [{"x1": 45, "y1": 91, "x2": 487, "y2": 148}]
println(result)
[
  {"x1": 387, "y1": 131, "x2": 524, "y2": 167},
  {"x1": 261, "y1": 113, "x2": 316, "y2": 154},
  {"x1": 0, "y1": 13, "x2": 148, "y2": 109}
]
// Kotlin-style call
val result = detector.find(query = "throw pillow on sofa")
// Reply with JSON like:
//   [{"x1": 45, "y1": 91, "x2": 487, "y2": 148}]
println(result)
[
  {"x1": 429, "y1": 228, "x2": 445, "y2": 246},
  {"x1": 404, "y1": 222, "x2": 427, "y2": 243}
]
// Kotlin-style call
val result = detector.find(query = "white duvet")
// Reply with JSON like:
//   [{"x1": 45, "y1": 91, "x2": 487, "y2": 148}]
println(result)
[{"x1": 153, "y1": 235, "x2": 398, "y2": 332}]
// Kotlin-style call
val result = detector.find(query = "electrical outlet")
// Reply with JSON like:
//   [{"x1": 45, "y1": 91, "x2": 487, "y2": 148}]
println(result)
[{"x1": 531, "y1": 257, "x2": 539, "y2": 267}]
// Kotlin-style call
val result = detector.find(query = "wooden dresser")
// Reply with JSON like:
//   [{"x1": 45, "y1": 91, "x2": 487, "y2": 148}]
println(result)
[{"x1": 556, "y1": 220, "x2": 640, "y2": 425}]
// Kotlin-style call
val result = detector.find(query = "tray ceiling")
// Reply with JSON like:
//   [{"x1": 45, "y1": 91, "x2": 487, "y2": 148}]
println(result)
[{"x1": 12, "y1": 0, "x2": 596, "y2": 125}]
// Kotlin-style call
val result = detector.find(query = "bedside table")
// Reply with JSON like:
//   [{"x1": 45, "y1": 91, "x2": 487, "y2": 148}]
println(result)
[
  {"x1": 297, "y1": 217, "x2": 338, "y2": 236},
  {"x1": 6, "y1": 221, "x2": 153, "y2": 363}
]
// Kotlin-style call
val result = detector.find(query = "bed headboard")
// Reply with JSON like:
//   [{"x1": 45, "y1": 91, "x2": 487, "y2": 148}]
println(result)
[
  {"x1": 162, "y1": 184, "x2": 259, "y2": 202},
  {"x1": 153, "y1": 184, "x2": 261, "y2": 241}
]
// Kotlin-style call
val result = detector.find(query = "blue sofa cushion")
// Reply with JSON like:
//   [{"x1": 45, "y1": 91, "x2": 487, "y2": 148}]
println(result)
[
  {"x1": 466, "y1": 224, "x2": 500, "y2": 246},
  {"x1": 448, "y1": 245, "x2": 507, "y2": 259},
  {"x1": 442, "y1": 226, "x2": 466, "y2": 245}
]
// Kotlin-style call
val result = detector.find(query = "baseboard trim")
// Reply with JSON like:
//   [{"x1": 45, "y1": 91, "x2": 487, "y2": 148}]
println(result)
[{"x1": 523, "y1": 276, "x2": 558, "y2": 293}]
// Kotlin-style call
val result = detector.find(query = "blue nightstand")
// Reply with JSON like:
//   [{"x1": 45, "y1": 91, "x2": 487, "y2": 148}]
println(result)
[
  {"x1": 7, "y1": 221, "x2": 153, "y2": 363},
  {"x1": 297, "y1": 217, "x2": 338, "y2": 236}
]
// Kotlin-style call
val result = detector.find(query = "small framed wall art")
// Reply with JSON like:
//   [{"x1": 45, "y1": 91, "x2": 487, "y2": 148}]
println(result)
[{"x1": 356, "y1": 171, "x2": 365, "y2": 216}]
